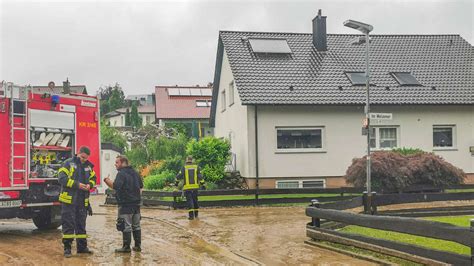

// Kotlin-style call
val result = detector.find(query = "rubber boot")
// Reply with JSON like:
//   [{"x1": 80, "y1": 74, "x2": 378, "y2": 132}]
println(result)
[
  {"x1": 77, "y1": 239, "x2": 93, "y2": 254},
  {"x1": 63, "y1": 240, "x2": 72, "y2": 258},
  {"x1": 188, "y1": 210, "x2": 194, "y2": 220},
  {"x1": 194, "y1": 210, "x2": 199, "y2": 219},
  {"x1": 132, "y1": 230, "x2": 141, "y2": 252},
  {"x1": 115, "y1": 232, "x2": 132, "y2": 253}
]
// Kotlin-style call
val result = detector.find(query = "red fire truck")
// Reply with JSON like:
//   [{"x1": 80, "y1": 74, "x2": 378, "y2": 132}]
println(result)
[{"x1": 0, "y1": 81, "x2": 101, "y2": 229}]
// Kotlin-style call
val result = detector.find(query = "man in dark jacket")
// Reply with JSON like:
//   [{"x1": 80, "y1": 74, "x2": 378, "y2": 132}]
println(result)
[
  {"x1": 57, "y1": 146, "x2": 96, "y2": 258},
  {"x1": 176, "y1": 156, "x2": 204, "y2": 220},
  {"x1": 104, "y1": 155, "x2": 143, "y2": 253}
]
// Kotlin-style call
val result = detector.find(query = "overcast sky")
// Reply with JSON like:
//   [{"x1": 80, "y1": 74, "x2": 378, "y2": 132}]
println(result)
[{"x1": 1, "y1": 0, "x2": 472, "y2": 95}]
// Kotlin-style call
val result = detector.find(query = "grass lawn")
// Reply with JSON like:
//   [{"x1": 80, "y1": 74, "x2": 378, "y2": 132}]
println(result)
[
  {"x1": 154, "y1": 193, "x2": 360, "y2": 202},
  {"x1": 339, "y1": 215, "x2": 472, "y2": 255},
  {"x1": 446, "y1": 188, "x2": 474, "y2": 193}
]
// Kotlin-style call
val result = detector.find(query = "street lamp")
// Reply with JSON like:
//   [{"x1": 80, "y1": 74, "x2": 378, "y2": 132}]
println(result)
[{"x1": 344, "y1": 19, "x2": 374, "y2": 212}]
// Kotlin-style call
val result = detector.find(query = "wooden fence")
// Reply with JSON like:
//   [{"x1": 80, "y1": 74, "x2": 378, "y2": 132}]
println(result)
[
  {"x1": 306, "y1": 190, "x2": 474, "y2": 265},
  {"x1": 105, "y1": 187, "x2": 364, "y2": 209}
]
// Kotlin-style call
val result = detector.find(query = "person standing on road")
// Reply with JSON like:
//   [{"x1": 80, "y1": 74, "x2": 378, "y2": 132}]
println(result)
[
  {"x1": 57, "y1": 146, "x2": 96, "y2": 258},
  {"x1": 103, "y1": 155, "x2": 143, "y2": 253},
  {"x1": 175, "y1": 156, "x2": 205, "y2": 220}
]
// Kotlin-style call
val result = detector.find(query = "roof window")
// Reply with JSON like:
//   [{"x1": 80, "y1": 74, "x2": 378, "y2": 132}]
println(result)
[
  {"x1": 391, "y1": 72, "x2": 421, "y2": 86},
  {"x1": 249, "y1": 38, "x2": 292, "y2": 54},
  {"x1": 345, "y1": 72, "x2": 367, "y2": 86}
]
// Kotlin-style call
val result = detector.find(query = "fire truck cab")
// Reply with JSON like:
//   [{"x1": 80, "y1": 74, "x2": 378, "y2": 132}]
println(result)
[{"x1": 0, "y1": 81, "x2": 100, "y2": 229}]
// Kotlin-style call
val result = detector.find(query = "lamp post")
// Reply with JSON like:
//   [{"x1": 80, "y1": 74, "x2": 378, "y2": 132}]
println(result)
[{"x1": 343, "y1": 19, "x2": 374, "y2": 211}]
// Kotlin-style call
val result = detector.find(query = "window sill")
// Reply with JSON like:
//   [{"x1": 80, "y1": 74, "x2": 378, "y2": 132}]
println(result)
[
  {"x1": 433, "y1": 148, "x2": 458, "y2": 151},
  {"x1": 275, "y1": 149, "x2": 327, "y2": 154}
]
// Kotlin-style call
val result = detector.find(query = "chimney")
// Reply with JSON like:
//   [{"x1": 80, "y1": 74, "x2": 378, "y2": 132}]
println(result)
[{"x1": 312, "y1": 9, "x2": 327, "y2": 51}]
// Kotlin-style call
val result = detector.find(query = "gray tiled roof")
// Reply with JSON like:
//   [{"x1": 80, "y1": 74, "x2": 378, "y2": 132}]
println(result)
[{"x1": 219, "y1": 31, "x2": 473, "y2": 106}]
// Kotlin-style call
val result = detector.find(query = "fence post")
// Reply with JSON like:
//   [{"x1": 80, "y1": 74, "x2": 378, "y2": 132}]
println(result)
[
  {"x1": 172, "y1": 191, "x2": 178, "y2": 210},
  {"x1": 310, "y1": 199, "x2": 320, "y2": 227},
  {"x1": 363, "y1": 191, "x2": 368, "y2": 213},
  {"x1": 471, "y1": 219, "x2": 474, "y2": 264},
  {"x1": 371, "y1": 191, "x2": 377, "y2": 215}
]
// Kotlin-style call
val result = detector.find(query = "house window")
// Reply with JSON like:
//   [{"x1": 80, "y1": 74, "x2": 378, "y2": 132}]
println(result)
[
  {"x1": 276, "y1": 179, "x2": 326, "y2": 189},
  {"x1": 369, "y1": 127, "x2": 399, "y2": 149},
  {"x1": 196, "y1": 100, "x2": 211, "y2": 107},
  {"x1": 391, "y1": 72, "x2": 421, "y2": 86},
  {"x1": 345, "y1": 72, "x2": 367, "y2": 86},
  {"x1": 229, "y1": 81, "x2": 234, "y2": 106},
  {"x1": 276, "y1": 181, "x2": 299, "y2": 189},
  {"x1": 433, "y1": 125, "x2": 455, "y2": 148},
  {"x1": 221, "y1": 91, "x2": 226, "y2": 112},
  {"x1": 276, "y1": 127, "x2": 323, "y2": 150}
]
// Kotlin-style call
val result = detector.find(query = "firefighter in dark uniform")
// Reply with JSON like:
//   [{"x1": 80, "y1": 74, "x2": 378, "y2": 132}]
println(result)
[
  {"x1": 57, "y1": 146, "x2": 96, "y2": 258},
  {"x1": 176, "y1": 156, "x2": 205, "y2": 220}
]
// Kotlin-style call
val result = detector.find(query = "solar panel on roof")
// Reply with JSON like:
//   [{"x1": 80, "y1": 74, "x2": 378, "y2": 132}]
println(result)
[
  {"x1": 391, "y1": 72, "x2": 421, "y2": 86},
  {"x1": 345, "y1": 72, "x2": 367, "y2": 86},
  {"x1": 201, "y1": 89, "x2": 212, "y2": 96},
  {"x1": 168, "y1": 88, "x2": 180, "y2": 96},
  {"x1": 249, "y1": 38, "x2": 292, "y2": 54},
  {"x1": 179, "y1": 88, "x2": 191, "y2": 96},
  {"x1": 190, "y1": 89, "x2": 201, "y2": 96}
]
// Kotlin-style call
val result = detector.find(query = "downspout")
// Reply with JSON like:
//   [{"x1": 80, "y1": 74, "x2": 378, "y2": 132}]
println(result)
[{"x1": 254, "y1": 105, "x2": 259, "y2": 205}]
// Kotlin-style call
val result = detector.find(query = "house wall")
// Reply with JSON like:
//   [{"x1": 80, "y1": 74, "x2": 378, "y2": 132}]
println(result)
[
  {"x1": 214, "y1": 51, "x2": 252, "y2": 178},
  {"x1": 99, "y1": 148, "x2": 121, "y2": 193},
  {"x1": 254, "y1": 105, "x2": 473, "y2": 184},
  {"x1": 107, "y1": 115, "x2": 125, "y2": 127},
  {"x1": 140, "y1": 113, "x2": 155, "y2": 126},
  {"x1": 162, "y1": 119, "x2": 214, "y2": 137}
]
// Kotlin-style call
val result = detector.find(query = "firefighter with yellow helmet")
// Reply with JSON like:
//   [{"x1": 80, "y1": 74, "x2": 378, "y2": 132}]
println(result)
[
  {"x1": 175, "y1": 156, "x2": 205, "y2": 220},
  {"x1": 57, "y1": 146, "x2": 96, "y2": 258}
]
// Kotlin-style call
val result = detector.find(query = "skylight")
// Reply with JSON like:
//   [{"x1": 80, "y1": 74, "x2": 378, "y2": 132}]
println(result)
[
  {"x1": 196, "y1": 100, "x2": 211, "y2": 107},
  {"x1": 168, "y1": 88, "x2": 213, "y2": 96},
  {"x1": 345, "y1": 72, "x2": 367, "y2": 86},
  {"x1": 391, "y1": 72, "x2": 421, "y2": 86},
  {"x1": 249, "y1": 38, "x2": 292, "y2": 54}
]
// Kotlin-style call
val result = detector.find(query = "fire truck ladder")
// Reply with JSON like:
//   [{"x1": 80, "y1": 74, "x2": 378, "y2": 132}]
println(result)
[{"x1": 10, "y1": 86, "x2": 28, "y2": 188}]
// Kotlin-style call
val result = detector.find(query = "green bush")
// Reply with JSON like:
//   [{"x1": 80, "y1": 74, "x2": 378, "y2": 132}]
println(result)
[
  {"x1": 143, "y1": 170, "x2": 176, "y2": 190},
  {"x1": 186, "y1": 137, "x2": 231, "y2": 183},
  {"x1": 147, "y1": 134, "x2": 188, "y2": 161},
  {"x1": 100, "y1": 122, "x2": 127, "y2": 151},
  {"x1": 125, "y1": 144, "x2": 148, "y2": 169},
  {"x1": 161, "y1": 156, "x2": 184, "y2": 175},
  {"x1": 392, "y1": 147, "x2": 424, "y2": 156}
]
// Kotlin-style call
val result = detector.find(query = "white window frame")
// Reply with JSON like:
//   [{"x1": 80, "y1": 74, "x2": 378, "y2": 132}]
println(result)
[
  {"x1": 369, "y1": 126, "x2": 400, "y2": 150},
  {"x1": 433, "y1": 125, "x2": 457, "y2": 150},
  {"x1": 275, "y1": 127, "x2": 326, "y2": 153},
  {"x1": 276, "y1": 179, "x2": 326, "y2": 189},
  {"x1": 228, "y1": 81, "x2": 235, "y2": 106},
  {"x1": 221, "y1": 90, "x2": 226, "y2": 112}
]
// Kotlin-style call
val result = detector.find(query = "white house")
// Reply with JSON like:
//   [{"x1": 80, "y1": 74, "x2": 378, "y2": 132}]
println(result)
[
  {"x1": 105, "y1": 105, "x2": 156, "y2": 127},
  {"x1": 210, "y1": 11, "x2": 474, "y2": 189},
  {"x1": 98, "y1": 143, "x2": 123, "y2": 193}
]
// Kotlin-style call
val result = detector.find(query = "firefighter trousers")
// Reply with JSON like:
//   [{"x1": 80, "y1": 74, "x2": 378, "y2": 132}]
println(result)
[
  {"x1": 61, "y1": 203, "x2": 88, "y2": 251},
  {"x1": 184, "y1": 190, "x2": 199, "y2": 218}
]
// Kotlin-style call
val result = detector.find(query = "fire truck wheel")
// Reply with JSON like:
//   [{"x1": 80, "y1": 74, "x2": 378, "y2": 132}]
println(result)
[{"x1": 32, "y1": 206, "x2": 61, "y2": 230}]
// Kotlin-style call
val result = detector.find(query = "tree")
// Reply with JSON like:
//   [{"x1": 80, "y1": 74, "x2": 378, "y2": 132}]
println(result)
[
  {"x1": 97, "y1": 83, "x2": 125, "y2": 115},
  {"x1": 125, "y1": 108, "x2": 131, "y2": 127},
  {"x1": 100, "y1": 121, "x2": 127, "y2": 151},
  {"x1": 345, "y1": 150, "x2": 465, "y2": 192},
  {"x1": 130, "y1": 102, "x2": 142, "y2": 129},
  {"x1": 186, "y1": 137, "x2": 231, "y2": 183}
]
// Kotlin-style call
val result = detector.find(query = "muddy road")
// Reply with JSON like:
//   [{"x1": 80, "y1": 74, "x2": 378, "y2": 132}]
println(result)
[{"x1": 0, "y1": 195, "x2": 374, "y2": 265}]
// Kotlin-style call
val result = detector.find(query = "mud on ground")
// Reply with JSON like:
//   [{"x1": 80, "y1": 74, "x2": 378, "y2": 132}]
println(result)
[{"x1": 0, "y1": 195, "x2": 376, "y2": 265}]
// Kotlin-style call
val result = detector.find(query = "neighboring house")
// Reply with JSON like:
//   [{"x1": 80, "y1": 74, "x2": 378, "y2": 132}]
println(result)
[
  {"x1": 104, "y1": 105, "x2": 156, "y2": 127},
  {"x1": 210, "y1": 11, "x2": 474, "y2": 189},
  {"x1": 126, "y1": 94, "x2": 155, "y2": 106},
  {"x1": 32, "y1": 85, "x2": 87, "y2": 94},
  {"x1": 155, "y1": 85, "x2": 213, "y2": 138},
  {"x1": 99, "y1": 143, "x2": 123, "y2": 193}
]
